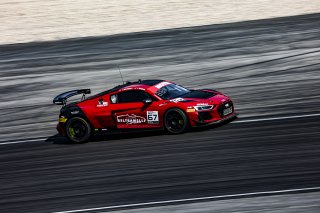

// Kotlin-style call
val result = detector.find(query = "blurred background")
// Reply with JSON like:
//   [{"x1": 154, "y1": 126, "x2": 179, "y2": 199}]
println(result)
[{"x1": 1, "y1": 1, "x2": 320, "y2": 213}]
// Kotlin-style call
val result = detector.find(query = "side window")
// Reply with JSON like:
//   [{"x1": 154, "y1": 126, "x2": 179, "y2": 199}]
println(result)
[
  {"x1": 110, "y1": 94, "x2": 117, "y2": 104},
  {"x1": 111, "y1": 90, "x2": 152, "y2": 103}
]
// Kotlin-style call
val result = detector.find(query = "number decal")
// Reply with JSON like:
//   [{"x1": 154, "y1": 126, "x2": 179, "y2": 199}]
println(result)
[{"x1": 147, "y1": 111, "x2": 159, "y2": 124}]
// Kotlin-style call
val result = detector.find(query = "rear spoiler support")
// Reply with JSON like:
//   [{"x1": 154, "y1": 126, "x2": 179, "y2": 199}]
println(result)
[{"x1": 53, "y1": 89, "x2": 91, "y2": 106}]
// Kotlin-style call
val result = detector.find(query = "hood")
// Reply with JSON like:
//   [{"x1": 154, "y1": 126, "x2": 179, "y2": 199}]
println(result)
[
  {"x1": 170, "y1": 89, "x2": 230, "y2": 105},
  {"x1": 180, "y1": 90, "x2": 215, "y2": 99}
]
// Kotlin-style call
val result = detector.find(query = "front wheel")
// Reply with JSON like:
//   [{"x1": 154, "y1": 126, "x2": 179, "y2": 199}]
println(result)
[
  {"x1": 164, "y1": 108, "x2": 188, "y2": 134},
  {"x1": 66, "y1": 117, "x2": 91, "y2": 143}
]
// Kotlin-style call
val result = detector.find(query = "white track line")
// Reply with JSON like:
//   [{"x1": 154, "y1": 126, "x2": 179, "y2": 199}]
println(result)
[
  {"x1": 53, "y1": 186, "x2": 320, "y2": 213},
  {"x1": 1, "y1": 113, "x2": 320, "y2": 146},
  {"x1": 0, "y1": 138, "x2": 46, "y2": 145},
  {"x1": 233, "y1": 113, "x2": 320, "y2": 123}
]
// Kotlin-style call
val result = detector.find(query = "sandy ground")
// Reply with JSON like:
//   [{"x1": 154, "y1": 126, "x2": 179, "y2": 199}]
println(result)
[{"x1": 1, "y1": 0, "x2": 320, "y2": 45}]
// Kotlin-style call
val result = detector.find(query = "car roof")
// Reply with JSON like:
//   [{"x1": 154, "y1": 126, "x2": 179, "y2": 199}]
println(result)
[
  {"x1": 88, "y1": 79, "x2": 164, "y2": 99},
  {"x1": 114, "y1": 79, "x2": 164, "y2": 90}
]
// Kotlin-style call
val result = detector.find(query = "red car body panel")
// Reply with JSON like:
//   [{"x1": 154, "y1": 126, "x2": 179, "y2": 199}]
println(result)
[{"x1": 56, "y1": 80, "x2": 236, "y2": 136}]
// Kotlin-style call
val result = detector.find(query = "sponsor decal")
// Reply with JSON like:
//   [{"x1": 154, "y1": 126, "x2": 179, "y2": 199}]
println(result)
[
  {"x1": 170, "y1": 98, "x2": 185, "y2": 103},
  {"x1": 117, "y1": 114, "x2": 146, "y2": 124},
  {"x1": 97, "y1": 98, "x2": 108, "y2": 107},
  {"x1": 155, "y1": 81, "x2": 171, "y2": 89},
  {"x1": 197, "y1": 103, "x2": 209, "y2": 106},
  {"x1": 147, "y1": 111, "x2": 159, "y2": 124},
  {"x1": 94, "y1": 128, "x2": 108, "y2": 131},
  {"x1": 97, "y1": 102, "x2": 108, "y2": 107}
]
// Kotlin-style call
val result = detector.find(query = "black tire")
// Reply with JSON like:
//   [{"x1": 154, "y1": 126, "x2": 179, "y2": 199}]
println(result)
[
  {"x1": 66, "y1": 117, "x2": 91, "y2": 143},
  {"x1": 164, "y1": 108, "x2": 188, "y2": 134}
]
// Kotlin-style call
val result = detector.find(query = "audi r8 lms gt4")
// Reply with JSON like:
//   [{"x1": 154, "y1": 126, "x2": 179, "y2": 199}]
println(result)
[{"x1": 53, "y1": 80, "x2": 237, "y2": 143}]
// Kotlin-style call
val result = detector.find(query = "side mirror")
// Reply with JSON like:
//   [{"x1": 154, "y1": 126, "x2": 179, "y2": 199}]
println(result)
[{"x1": 142, "y1": 98, "x2": 152, "y2": 105}]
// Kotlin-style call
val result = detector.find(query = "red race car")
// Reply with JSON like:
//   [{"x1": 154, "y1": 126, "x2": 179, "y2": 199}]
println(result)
[{"x1": 53, "y1": 80, "x2": 236, "y2": 143}]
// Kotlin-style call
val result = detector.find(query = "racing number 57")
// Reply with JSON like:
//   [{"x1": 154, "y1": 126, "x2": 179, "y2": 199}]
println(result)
[{"x1": 147, "y1": 111, "x2": 159, "y2": 124}]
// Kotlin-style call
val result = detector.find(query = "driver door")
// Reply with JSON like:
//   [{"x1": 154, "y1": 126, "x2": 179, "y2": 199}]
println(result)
[{"x1": 109, "y1": 89, "x2": 161, "y2": 129}]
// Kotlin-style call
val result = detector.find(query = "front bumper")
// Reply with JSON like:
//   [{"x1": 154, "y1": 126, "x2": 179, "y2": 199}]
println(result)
[{"x1": 189, "y1": 100, "x2": 236, "y2": 127}]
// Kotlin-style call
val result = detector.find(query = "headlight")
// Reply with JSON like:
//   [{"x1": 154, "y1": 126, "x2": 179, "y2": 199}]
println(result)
[{"x1": 194, "y1": 105, "x2": 215, "y2": 111}]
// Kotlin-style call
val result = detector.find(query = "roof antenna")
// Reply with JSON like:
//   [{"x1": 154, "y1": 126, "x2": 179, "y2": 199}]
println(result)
[{"x1": 117, "y1": 65, "x2": 125, "y2": 85}]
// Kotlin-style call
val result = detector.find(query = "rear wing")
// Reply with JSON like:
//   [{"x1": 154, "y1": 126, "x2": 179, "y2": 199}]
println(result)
[{"x1": 53, "y1": 89, "x2": 91, "y2": 106}]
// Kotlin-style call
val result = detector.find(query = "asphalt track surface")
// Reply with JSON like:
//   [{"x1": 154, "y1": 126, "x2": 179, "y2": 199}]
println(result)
[{"x1": 0, "y1": 14, "x2": 320, "y2": 212}]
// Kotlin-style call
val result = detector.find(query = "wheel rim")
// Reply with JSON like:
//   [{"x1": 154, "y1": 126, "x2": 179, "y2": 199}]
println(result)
[
  {"x1": 166, "y1": 112, "x2": 185, "y2": 132},
  {"x1": 68, "y1": 120, "x2": 87, "y2": 140}
]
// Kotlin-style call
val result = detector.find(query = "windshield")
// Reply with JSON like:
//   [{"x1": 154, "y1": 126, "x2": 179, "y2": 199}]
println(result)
[{"x1": 155, "y1": 83, "x2": 190, "y2": 100}]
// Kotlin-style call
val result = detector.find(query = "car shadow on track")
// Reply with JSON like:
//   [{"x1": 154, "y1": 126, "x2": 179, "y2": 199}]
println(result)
[
  {"x1": 45, "y1": 116, "x2": 237, "y2": 145},
  {"x1": 45, "y1": 134, "x2": 71, "y2": 145},
  {"x1": 45, "y1": 130, "x2": 166, "y2": 145}
]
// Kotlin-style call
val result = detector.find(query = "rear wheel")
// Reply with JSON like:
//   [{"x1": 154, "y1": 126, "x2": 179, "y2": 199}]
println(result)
[
  {"x1": 66, "y1": 117, "x2": 91, "y2": 143},
  {"x1": 164, "y1": 108, "x2": 188, "y2": 134}
]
